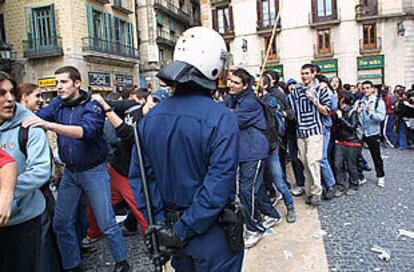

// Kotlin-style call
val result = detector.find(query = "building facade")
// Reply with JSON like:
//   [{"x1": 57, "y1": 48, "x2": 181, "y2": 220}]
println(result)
[
  {"x1": 0, "y1": 0, "x2": 139, "y2": 94},
  {"x1": 136, "y1": 0, "x2": 201, "y2": 88},
  {"x1": 202, "y1": 0, "x2": 414, "y2": 87}
]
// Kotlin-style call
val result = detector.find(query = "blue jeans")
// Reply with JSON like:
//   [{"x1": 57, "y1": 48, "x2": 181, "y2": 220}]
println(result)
[
  {"x1": 398, "y1": 118, "x2": 410, "y2": 150},
  {"x1": 265, "y1": 148, "x2": 294, "y2": 207},
  {"x1": 384, "y1": 114, "x2": 398, "y2": 146},
  {"x1": 287, "y1": 135, "x2": 305, "y2": 187},
  {"x1": 321, "y1": 131, "x2": 336, "y2": 188},
  {"x1": 53, "y1": 163, "x2": 127, "y2": 269},
  {"x1": 239, "y1": 160, "x2": 279, "y2": 232}
]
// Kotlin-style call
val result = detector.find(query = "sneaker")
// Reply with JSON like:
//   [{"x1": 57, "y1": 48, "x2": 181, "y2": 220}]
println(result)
[
  {"x1": 305, "y1": 195, "x2": 312, "y2": 205},
  {"x1": 271, "y1": 194, "x2": 283, "y2": 207},
  {"x1": 359, "y1": 178, "x2": 367, "y2": 185},
  {"x1": 310, "y1": 196, "x2": 321, "y2": 206},
  {"x1": 324, "y1": 187, "x2": 335, "y2": 200},
  {"x1": 244, "y1": 230, "x2": 264, "y2": 249},
  {"x1": 378, "y1": 177, "x2": 385, "y2": 188},
  {"x1": 121, "y1": 225, "x2": 138, "y2": 237},
  {"x1": 345, "y1": 188, "x2": 357, "y2": 196},
  {"x1": 113, "y1": 260, "x2": 130, "y2": 272},
  {"x1": 291, "y1": 186, "x2": 305, "y2": 196},
  {"x1": 261, "y1": 215, "x2": 282, "y2": 229},
  {"x1": 334, "y1": 189, "x2": 345, "y2": 197},
  {"x1": 81, "y1": 236, "x2": 102, "y2": 248},
  {"x1": 286, "y1": 206, "x2": 296, "y2": 223},
  {"x1": 80, "y1": 244, "x2": 98, "y2": 255}
]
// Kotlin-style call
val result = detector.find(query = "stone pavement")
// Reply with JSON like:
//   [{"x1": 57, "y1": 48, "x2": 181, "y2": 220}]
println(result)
[{"x1": 82, "y1": 147, "x2": 414, "y2": 271}]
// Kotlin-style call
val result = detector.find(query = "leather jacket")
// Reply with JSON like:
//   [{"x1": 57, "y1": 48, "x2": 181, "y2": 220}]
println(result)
[{"x1": 334, "y1": 106, "x2": 360, "y2": 143}]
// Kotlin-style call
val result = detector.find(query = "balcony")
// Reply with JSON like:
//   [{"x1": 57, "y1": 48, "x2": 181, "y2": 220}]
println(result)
[
  {"x1": 256, "y1": 19, "x2": 281, "y2": 35},
  {"x1": 313, "y1": 43, "x2": 335, "y2": 59},
  {"x1": 156, "y1": 29, "x2": 179, "y2": 48},
  {"x1": 82, "y1": 37, "x2": 138, "y2": 60},
  {"x1": 154, "y1": 0, "x2": 190, "y2": 25},
  {"x1": 189, "y1": 17, "x2": 201, "y2": 27},
  {"x1": 220, "y1": 29, "x2": 235, "y2": 41},
  {"x1": 112, "y1": 0, "x2": 133, "y2": 14},
  {"x1": 309, "y1": 9, "x2": 340, "y2": 28},
  {"x1": 359, "y1": 37, "x2": 382, "y2": 55},
  {"x1": 355, "y1": 3, "x2": 378, "y2": 21},
  {"x1": 23, "y1": 36, "x2": 64, "y2": 59},
  {"x1": 210, "y1": 0, "x2": 230, "y2": 7},
  {"x1": 93, "y1": 0, "x2": 110, "y2": 4},
  {"x1": 262, "y1": 49, "x2": 280, "y2": 66}
]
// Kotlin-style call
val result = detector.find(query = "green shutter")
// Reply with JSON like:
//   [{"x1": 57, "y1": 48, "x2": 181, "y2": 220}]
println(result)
[
  {"x1": 170, "y1": 19, "x2": 176, "y2": 32},
  {"x1": 86, "y1": 5, "x2": 94, "y2": 38},
  {"x1": 25, "y1": 7, "x2": 34, "y2": 48},
  {"x1": 50, "y1": 4, "x2": 56, "y2": 46},
  {"x1": 156, "y1": 14, "x2": 163, "y2": 25},
  {"x1": 114, "y1": 17, "x2": 120, "y2": 43}
]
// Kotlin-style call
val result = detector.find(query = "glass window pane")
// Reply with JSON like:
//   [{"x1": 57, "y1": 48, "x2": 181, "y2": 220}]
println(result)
[
  {"x1": 325, "y1": 31, "x2": 330, "y2": 48},
  {"x1": 325, "y1": 0, "x2": 332, "y2": 16},
  {"x1": 317, "y1": 0, "x2": 325, "y2": 16}
]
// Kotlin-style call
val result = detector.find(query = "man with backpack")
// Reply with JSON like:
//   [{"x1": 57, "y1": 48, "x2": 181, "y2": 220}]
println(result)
[
  {"x1": 288, "y1": 64, "x2": 331, "y2": 206},
  {"x1": 358, "y1": 80, "x2": 386, "y2": 187},
  {"x1": 224, "y1": 68, "x2": 280, "y2": 249}
]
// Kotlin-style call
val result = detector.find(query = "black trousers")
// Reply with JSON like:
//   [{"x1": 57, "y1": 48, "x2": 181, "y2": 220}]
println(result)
[
  {"x1": 0, "y1": 214, "x2": 41, "y2": 272},
  {"x1": 334, "y1": 144, "x2": 360, "y2": 191},
  {"x1": 364, "y1": 135, "x2": 385, "y2": 178}
]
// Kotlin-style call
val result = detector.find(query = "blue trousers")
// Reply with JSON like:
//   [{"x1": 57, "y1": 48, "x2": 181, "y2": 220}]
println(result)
[
  {"x1": 383, "y1": 114, "x2": 398, "y2": 146},
  {"x1": 53, "y1": 163, "x2": 127, "y2": 269},
  {"x1": 265, "y1": 148, "x2": 294, "y2": 207},
  {"x1": 321, "y1": 131, "x2": 336, "y2": 188},
  {"x1": 172, "y1": 223, "x2": 244, "y2": 272},
  {"x1": 239, "y1": 160, "x2": 279, "y2": 232}
]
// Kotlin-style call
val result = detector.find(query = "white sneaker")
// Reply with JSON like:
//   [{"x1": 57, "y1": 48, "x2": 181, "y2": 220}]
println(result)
[
  {"x1": 271, "y1": 194, "x2": 283, "y2": 207},
  {"x1": 359, "y1": 178, "x2": 367, "y2": 185},
  {"x1": 291, "y1": 186, "x2": 305, "y2": 196},
  {"x1": 244, "y1": 230, "x2": 264, "y2": 249},
  {"x1": 378, "y1": 177, "x2": 385, "y2": 188},
  {"x1": 261, "y1": 215, "x2": 282, "y2": 229}
]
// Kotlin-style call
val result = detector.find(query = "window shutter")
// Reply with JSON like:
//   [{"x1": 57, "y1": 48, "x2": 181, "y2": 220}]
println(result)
[
  {"x1": 114, "y1": 17, "x2": 120, "y2": 43},
  {"x1": 129, "y1": 22, "x2": 135, "y2": 56},
  {"x1": 25, "y1": 7, "x2": 34, "y2": 48},
  {"x1": 156, "y1": 14, "x2": 163, "y2": 25},
  {"x1": 86, "y1": 5, "x2": 94, "y2": 38},
  {"x1": 229, "y1": 5, "x2": 234, "y2": 32},
  {"x1": 50, "y1": 4, "x2": 57, "y2": 45},
  {"x1": 257, "y1": 0, "x2": 262, "y2": 29},
  {"x1": 212, "y1": 9, "x2": 218, "y2": 31}
]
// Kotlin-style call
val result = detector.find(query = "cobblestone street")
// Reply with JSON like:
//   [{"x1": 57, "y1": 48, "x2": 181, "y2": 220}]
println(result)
[
  {"x1": 320, "y1": 148, "x2": 414, "y2": 272},
  {"x1": 83, "y1": 147, "x2": 414, "y2": 272}
]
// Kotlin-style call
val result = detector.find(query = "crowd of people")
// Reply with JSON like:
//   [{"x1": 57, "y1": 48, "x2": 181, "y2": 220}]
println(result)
[{"x1": 1, "y1": 26, "x2": 414, "y2": 272}]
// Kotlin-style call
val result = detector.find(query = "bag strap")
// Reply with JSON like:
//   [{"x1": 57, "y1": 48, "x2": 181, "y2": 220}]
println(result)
[{"x1": 18, "y1": 126, "x2": 29, "y2": 158}]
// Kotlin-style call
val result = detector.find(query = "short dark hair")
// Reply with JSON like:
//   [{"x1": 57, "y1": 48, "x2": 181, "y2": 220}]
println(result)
[
  {"x1": 55, "y1": 66, "x2": 82, "y2": 82},
  {"x1": 301, "y1": 63, "x2": 316, "y2": 73},
  {"x1": 121, "y1": 85, "x2": 136, "y2": 99},
  {"x1": 264, "y1": 70, "x2": 280, "y2": 86},
  {"x1": 362, "y1": 80, "x2": 374, "y2": 87},
  {"x1": 106, "y1": 92, "x2": 122, "y2": 100},
  {"x1": 136, "y1": 88, "x2": 149, "y2": 99},
  {"x1": 0, "y1": 71, "x2": 18, "y2": 96},
  {"x1": 313, "y1": 64, "x2": 321, "y2": 74},
  {"x1": 338, "y1": 91, "x2": 354, "y2": 105},
  {"x1": 343, "y1": 84, "x2": 351, "y2": 91},
  {"x1": 232, "y1": 68, "x2": 251, "y2": 86}
]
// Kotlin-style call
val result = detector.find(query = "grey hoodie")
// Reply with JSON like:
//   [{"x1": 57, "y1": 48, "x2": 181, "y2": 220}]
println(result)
[{"x1": 0, "y1": 104, "x2": 51, "y2": 226}]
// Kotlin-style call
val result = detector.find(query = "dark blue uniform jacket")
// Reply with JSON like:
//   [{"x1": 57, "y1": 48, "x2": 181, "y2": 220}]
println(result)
[
  {"x1": 129, "y1": 94, "x2": 240, "y2": 241},
  {"x1": 36, "y1": 90, "x2": 108, "y2": 171},
  {"x1": 224, "y1": 87, "x2": 269, "y2": 162}
]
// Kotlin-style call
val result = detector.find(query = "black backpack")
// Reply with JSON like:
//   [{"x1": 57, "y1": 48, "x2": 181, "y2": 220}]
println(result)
[{"x1": 256, "y1": 98, "x2": 283, "y2": 146}]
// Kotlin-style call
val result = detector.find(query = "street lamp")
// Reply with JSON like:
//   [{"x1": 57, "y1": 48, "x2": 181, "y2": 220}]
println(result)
[
  {"x1": 0, "y1": 40, "x2": 16, "y2": 73},
  {"x1": 397, "y1": 21, "x2": 405, "y2": 37},
  {"x1": 242, "y1": 39, "x2": 248, "y2": 53}
]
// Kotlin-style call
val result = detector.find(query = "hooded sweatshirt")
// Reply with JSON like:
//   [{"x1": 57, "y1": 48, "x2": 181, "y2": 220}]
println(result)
[{"x1": 0, "y1": 104, "x2": 51, "y2": 226}]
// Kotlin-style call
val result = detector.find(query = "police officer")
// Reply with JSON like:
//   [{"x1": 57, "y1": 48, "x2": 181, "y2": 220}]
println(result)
[{"x1": 129, "y1": 27, "x2": 244, "y2": 271}]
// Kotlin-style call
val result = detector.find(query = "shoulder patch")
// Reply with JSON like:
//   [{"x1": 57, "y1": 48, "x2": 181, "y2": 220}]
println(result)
[{"x1": 93, "y1": 104, "x2": 102, "y2": 114}]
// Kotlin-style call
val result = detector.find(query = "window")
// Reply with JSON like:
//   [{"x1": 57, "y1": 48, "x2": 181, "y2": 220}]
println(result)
[
  {"x1": 157, "y1": 23, "x2": 163, "y2": 37},
  {"x1": 26, "y1": 5, "x2": 57, "y2": 49},
  {"x1": 317, "y1": 29, "x2": 331, "y2": 53},
  {"x1": 363, "y1": 23, "x2": 376, "y2": 49},
  {"x1": 311, "y1": 0, "x2": 337, "y2": 22},
  {"x1": 114, "y1": 17, "x2": 134, "y2": 55},
  {"x1": 359, "y1": 0, "x2": 378, "y2": 16},
  {"x1": 93, "y1": 10, "x2": 105, "y2": 40},
  {"x1": 159, "y1": 48, "x2": 164, "y2": 64},
  {"x1": 86, "y1": 5, "x2": 112, "y2": 46},
  {"x1": 0, "y1": 14, "x2": 5, "y2": 42},
  {"x1": 257, "y1": 0, "x2": 278, "y2": 29},
  {"x1": 264, "y1": 36, "x2": 277, "y2": 60},
  {"x1": 212, "y1": 6, "x2": 234, "y2": 34}
]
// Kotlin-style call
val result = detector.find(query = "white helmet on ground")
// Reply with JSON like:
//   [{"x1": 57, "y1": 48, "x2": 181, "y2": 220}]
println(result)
[{"x1": 173, "y1": 27, "x2": 228, "y2": 81}]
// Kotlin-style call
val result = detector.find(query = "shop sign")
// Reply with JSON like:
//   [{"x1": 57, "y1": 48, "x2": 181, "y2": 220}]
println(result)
[
  {"x1": 267, "y1": 65, "x2": 284, "y2": 77},
  {"x1": 358, "y1": 74, "x2": 383, "y2": 79},
  {"x1": 38, "y1": 77, "x2": 57, "y2": 88},
  {"x1": 116, "y1": 74, "x2": 134, "y2": 86},
  {"x1": 88, "y1": 72, "x2": 111, "y2": 86},
  {"x1": 357, "y1": 56, "x2": 384, "y2": 70},
  {"x1": 312, "y1": 59, "x2": 338, "y2": 73}
]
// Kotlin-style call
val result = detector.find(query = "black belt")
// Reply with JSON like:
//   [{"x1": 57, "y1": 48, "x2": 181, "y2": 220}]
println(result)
[{"x1": 164, "y1": 208, "x2": 185, "y2": 224}]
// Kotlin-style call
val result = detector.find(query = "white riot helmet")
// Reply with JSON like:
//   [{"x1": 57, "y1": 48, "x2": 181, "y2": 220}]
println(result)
[
  {"x1": 174, "y1": 27, "x2": 228, "y2": 80},
  {"x1": 157, "y1": 27, "x2": 231, "y2": 90}
]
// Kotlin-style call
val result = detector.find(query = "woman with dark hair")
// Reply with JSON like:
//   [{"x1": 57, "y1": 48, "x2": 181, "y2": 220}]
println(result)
[
  {"x1": 330, "y1": 76, "x2": 343, "y2": 93},
  {"x1": 16, "y1": 83, "x2": 44, "y2": 112}
]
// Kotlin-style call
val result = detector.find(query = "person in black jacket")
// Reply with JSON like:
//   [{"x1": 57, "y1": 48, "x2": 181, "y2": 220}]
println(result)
[{"x1": 333, "y1": 91, "x2": 361, "y2": 197}]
